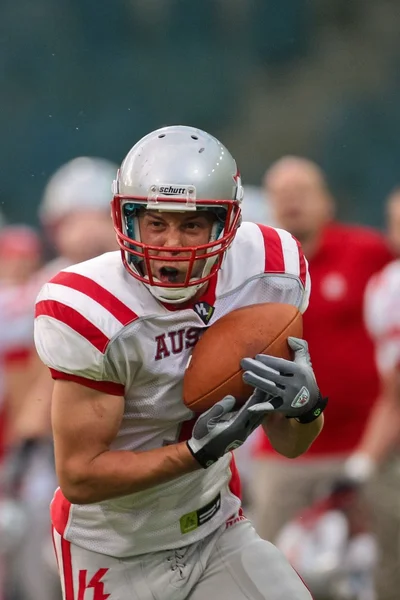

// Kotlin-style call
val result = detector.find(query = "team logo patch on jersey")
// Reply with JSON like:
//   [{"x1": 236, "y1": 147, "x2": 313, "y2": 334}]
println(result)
[
  {"x1": 193, "y1": 301, "x2": 215, "y2": 325},
  {"x1": 179, "y1": 493, "x2": 221, "y2": 534}
]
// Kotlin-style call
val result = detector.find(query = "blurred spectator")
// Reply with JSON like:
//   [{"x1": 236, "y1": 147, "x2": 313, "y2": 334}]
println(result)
[
  {"x1": 1, "y1": 156, "x2": 118, "y2": 600},
  {"x1": 385, "y1": 186, "x2": 400, "y2": 255},
  {"x1": 39, "y1": 156, "x2": 118, "y2": 264},
  {"x1": 249, "y1": 156, "x2": 392, "y2": 599},
  {"x1": 344, "y1": 187, "x2": 400, "y2": 600},
  {"x1": 0, "y1": 226, "x2": 43, "y2": 461},
  {"x1": 0, "y1": 225, "x2": 43, "y2": 600},
  {"x1": 275, "y1": 480, "x2": 378, "y2": 600},
  {"x1": 240, "y1": 185, "x2": 274, "y2": 225},
  {"x1": 0, "y1": 226, "x2": 42, "y2": 287}
]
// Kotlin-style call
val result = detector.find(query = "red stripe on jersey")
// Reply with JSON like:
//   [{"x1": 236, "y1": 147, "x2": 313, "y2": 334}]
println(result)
[
  {"x1": 50, "y1": 271, "x2": 138, "y2": 325},
  {"x1": 51, "y1": 488, "x2": 72, "y2": 536},
  {"x1": 228, "y1": 453, "x2": 242, "y2": 500},
  {"x1": 256, "y1": 224, "x2": 285, "y2": 274},
  {"x1": 201, "y1": 270, "x2": 218, "y2": 307},
  {"x1": 50, "y1": 369, "x2": 124, "y2": 396},
  {"x1": 292, "y1": 235, "x2": 307, "y2": 287},
  {"x1": 178, "y1": 417, "x2": 197, "y2": 442},
  {"x1": 51, "y1": 528, "x2": 59, "y2": 570},
  {"x1": 35, "y1": 300, "x2": 109, "y2": 353},
  {"x1": 51, "y1": 490, "x2": 74, "y2": 600},
  {"x1": 61, "y1": 538, "x2": 74, "y2": 600}
]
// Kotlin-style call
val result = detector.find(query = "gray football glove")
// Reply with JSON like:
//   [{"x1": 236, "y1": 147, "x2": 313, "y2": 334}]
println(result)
[
  {"x1": 241, "y1": 337, "x2": 327, "y2": 422},
  {"x1": 187, "y1": 389, "x2": 266, "y2": 469}
]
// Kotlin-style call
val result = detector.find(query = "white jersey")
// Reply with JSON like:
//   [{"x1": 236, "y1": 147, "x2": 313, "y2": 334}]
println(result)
[
  {"x1": 364, "y1": 259, "x2": 400, "y2": 375},
  {"x1": 34, "y1": 222, "x2": 310, "y2": 558}
]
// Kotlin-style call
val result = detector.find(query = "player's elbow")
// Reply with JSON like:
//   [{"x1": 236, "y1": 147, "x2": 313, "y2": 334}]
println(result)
[
  {"x1": 277, "y1": 447, "x2": 307, "y2": 459},
  {"x1": 59, "y1": 477, "x2": 96, "y2": 505},
  {"x1": 286, "y1": 413, "x2": 325, "y2": 458},
  {"x1": 57, "y1": 463, "x2": 99, "y2": 505},
  {"x1": 60, "y1": 483, "x2": 96, "y2": 505},
  {"x1": 265, "y1": 413, "x2": 324, "y2": 459}
]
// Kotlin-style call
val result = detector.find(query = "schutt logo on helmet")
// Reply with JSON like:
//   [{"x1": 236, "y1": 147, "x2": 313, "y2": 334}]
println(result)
[{"x1": 158, "y1": 186, "x2": 188, "y2": 196}]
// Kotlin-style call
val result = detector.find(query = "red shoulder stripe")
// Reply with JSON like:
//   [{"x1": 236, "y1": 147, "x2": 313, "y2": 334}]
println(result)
[
  {"x1": 256, "y1": 224, "x2": 285, "y2": 274},
  {"x1": 292, "y1": 235, "x2": 307, "y2": 287},
  {"x1": 50, "y1": 272, "x2": 138, "y2": 325},
  {"x1": 50, "y1": 369, "x2": 124, "y2": 395},
  {"x1": 35, "y1": 300, "x2": 109, "y2": 353}
]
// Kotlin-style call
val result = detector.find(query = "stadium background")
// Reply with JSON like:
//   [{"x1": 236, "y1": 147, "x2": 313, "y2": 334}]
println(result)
[{"x1": 2, "y1": 0, "x2": 400, "y2": 228}]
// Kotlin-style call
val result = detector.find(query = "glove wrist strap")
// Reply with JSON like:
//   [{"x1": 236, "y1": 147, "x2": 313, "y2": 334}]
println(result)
[
  {"x1": 294, "y1": 392, "x2": 328, "y2": 424},
  {"x1": 186, "y1": 442, "x2": 218, "y2": 469}
]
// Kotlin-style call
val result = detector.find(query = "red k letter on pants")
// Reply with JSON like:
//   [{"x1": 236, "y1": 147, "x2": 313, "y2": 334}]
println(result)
[{"x1": 78, "y1": 569, "x2": 110, "y2": 600}]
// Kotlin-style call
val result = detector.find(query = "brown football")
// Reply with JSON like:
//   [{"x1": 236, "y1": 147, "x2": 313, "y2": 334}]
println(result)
[{"x1": 183, "y1": 303, "x2": 303, "y2": 413}]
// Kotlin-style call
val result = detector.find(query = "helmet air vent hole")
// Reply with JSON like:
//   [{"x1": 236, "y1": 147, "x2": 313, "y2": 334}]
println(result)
[
  {"x1": 199, "y1": 147, "x2": 205, "y2": 153},
  {"x1": 158, "y1": 134, "x2": 166, "y2": 138},
  {"x1": 191, "y1": 135, "x2": 199, "y2": 140}
]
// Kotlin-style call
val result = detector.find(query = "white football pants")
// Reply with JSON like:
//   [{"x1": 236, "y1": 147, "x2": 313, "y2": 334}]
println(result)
[{"x1": 52, "y1": 518, "x2": 312, "y2": 600}]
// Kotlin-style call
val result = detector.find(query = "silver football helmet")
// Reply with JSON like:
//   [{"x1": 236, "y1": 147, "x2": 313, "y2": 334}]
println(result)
[
  {"x1": 40, "y1": 156, "x2": 118, "y2": 226},
  {"x1": 112, "y1": 125, "x2": 243, "y2": 304}
]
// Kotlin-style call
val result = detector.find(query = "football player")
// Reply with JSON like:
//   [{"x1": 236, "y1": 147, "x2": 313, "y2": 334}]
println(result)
[{"x1": 34, "y1": 126, "x2": 327, "y2": 600}]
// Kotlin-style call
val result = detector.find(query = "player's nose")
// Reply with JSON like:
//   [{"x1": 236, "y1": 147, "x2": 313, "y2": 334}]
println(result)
[{"x1": 161, "y1": 229, "x2": 185, "y2": 254}]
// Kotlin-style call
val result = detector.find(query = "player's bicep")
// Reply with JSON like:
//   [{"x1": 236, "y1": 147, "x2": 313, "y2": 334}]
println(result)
[{"x1": 51, "y1": 380, "x2": 124, "y2": 488}]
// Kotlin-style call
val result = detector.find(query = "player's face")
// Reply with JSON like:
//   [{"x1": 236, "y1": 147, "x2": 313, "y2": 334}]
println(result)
[
  {"x1": 267, "y1": 175, "x2": 332, "y2": 242},
  {"x1": 138, "y1": 210, "x2": 215, "y2": 283},
  {"x1": 55, "y1": 211, "x2": 117, "y2": 262},
  {"x1": 0, "y1": 254, "x2": 41, "y2": 286}
]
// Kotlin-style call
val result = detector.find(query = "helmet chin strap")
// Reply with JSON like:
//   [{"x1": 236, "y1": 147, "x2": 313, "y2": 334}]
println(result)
[{"x1": 144, "y1": 279, "x2": 206, "y2": 304}]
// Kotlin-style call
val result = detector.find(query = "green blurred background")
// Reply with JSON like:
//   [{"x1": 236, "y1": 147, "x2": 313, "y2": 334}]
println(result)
[{"x1": 1, "y1": 0, "x2": 400, "y2": 227}]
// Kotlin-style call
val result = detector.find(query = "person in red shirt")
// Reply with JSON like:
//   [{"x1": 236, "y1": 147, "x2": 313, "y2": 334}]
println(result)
[
  {"x1": 250, "y1": 156, "x2": 393, "y2": 552},
  {"x1": 343, "y1": 187, "x2": 400, "y2": 600}
]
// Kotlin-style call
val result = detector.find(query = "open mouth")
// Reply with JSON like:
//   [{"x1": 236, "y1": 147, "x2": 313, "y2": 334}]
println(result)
[{"x1": 159, "y1": 266, "x2": 182, "y2": 283}]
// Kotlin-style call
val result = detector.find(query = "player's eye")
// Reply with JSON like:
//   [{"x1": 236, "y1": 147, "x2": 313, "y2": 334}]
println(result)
[
  {"x1": 184, "y1": 221, "x2": 202, "y2": 230},
  {"x1": 149, "y1": 220, "x2": 164, "y2": 228}
]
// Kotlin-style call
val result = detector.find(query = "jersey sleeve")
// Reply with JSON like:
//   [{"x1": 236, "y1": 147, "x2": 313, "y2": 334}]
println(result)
[
  {"x1": 256, "y1": 224, "x2": 311, "y2": 313},
  {"x1": 34, "y1": 277, "x2": 126, "y2": 395},
  {"x1": 364, "y1": 264, "x2": 400, "y2": 375}
]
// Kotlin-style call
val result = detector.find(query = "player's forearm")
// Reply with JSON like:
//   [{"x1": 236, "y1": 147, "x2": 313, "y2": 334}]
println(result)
[
  {"x1": 354, "y1": 394, "x2": 400, "y2": 463},
  {"x1": 262, "y1": 413, "x2": 324, "y2": 458},
  {"x1": 58, "y1": 442, "x2": 200, "y2": 504},
  {"x1": 352, "y1": 367, "x2": 400, "y2": 467}
]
